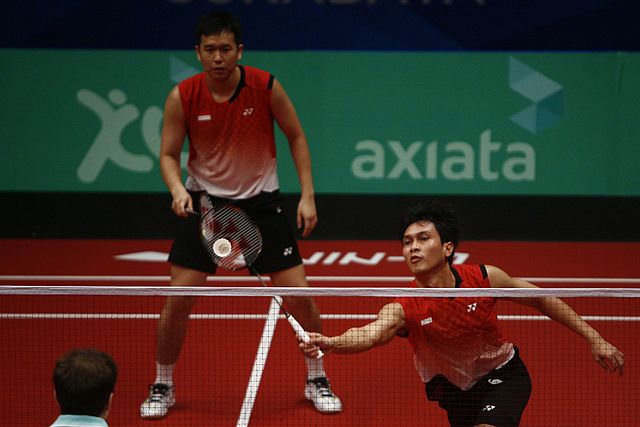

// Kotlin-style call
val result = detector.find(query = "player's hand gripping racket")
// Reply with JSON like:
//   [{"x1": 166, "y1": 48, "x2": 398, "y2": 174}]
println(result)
[{"x1": 192, "y1": 193, "x2": 322, "y2": 357}]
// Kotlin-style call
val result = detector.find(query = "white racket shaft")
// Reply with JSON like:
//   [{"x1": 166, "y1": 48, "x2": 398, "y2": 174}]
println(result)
[{"x1": 274, "y1": 296, "x2": 324, "y2": 358}]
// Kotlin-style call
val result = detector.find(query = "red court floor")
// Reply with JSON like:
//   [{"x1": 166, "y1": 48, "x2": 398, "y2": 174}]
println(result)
[{"x1": 1, "y1": 239, "x2": 638, "y2": 426}]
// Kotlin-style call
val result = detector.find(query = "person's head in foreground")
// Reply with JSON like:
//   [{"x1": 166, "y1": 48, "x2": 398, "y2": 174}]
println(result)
[{"x1": 53, "y1": 348, "x2": 117, "y2": 420}]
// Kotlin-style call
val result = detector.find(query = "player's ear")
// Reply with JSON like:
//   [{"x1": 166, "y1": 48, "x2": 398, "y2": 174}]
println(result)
[
  {"x1": 53, "y1": 389, "x2": 61, "y2": 408},
  {"x1": 101, "y1": 393, "x2": 114, "y2": 419},
  {"x1": 443, "y1": 242, "x2": 454, "y2": 257}
]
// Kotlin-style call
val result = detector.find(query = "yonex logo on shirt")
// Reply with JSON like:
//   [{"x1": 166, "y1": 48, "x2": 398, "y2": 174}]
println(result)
[
  {"x1": 243, "y1": 108, "x2": 254, "y2": 116},
  {"x1": 197, "y1": 114, "x2": 212, "y2": 121},
  {"x1": 467, "y1": 302, "x2": 477, "y2": 312}
]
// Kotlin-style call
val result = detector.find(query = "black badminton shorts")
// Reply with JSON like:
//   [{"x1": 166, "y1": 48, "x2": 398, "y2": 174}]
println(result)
[
  {"x1": 168, "y1": 190, "x2": 303, "y2": 275},
  {"x1": 424, "y1": 347, "x2": 532, "y2": 427}
]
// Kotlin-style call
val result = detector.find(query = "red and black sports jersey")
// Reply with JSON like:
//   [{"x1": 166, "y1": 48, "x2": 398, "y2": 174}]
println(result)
[
  {"x1": 179, "y1": 65, "x2": 279, "y2": 199},
  {"x1": 396, "y1": 264, "x2": 514, "y2": 390}
]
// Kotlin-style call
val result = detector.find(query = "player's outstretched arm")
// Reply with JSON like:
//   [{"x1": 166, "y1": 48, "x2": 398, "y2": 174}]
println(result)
[
  {"x1": 487, "y1": 265, "x2": 624, "y2": 376},
  {"x1": 299, "y1": 302, "x2": 406, "y2": 357}
]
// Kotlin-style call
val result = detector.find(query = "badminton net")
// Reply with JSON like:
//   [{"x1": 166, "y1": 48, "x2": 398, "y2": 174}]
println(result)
[{"x1": 1, "y1": 285, "x2": 638, "y2": 426}]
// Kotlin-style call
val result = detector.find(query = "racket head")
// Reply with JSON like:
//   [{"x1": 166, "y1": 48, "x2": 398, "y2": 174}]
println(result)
[
  {"x1": 199, "y1": 203, "x2": 263, "y2": 271},
  {"x1": 199, "y1": 192, "x2": 214, "y2": 216}
]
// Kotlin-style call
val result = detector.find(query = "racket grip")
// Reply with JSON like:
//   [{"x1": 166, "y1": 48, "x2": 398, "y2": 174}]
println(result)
[{"x1": 285, "y1": 314, "x2": 324, "y2": 359}]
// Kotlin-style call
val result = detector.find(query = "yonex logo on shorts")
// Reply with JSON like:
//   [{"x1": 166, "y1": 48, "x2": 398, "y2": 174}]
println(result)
[
  {"x1": 283, "y1": 247, "x2": 293, "y2": 256},
  {"x1": 467, "y1": 302, "x2": 477, "y2": 312},
  {"x1": 420, "y1": 317, "x2": 433, "y2": 326},
  {"x1": 488, "y1": 378, "x2": 503, "y2": 385},
  {"x1": 482, "y1": 405, "x2": 496, "y2": 412}
]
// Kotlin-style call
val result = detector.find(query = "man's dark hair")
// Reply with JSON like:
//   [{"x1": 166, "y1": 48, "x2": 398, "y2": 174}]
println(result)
[
  {"x1": 399, "y1": 200, "x2": 463, "y2": 265},
  {"x1": 195, "y1": 11, "x2": 243, "y2": 45},
  {"x1": 53, "y1": 348, "x2": 117, "y2": 417}
]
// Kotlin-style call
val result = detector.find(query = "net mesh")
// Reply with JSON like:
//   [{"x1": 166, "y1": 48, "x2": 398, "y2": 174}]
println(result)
[{"x1": 1, "y1": 286, "x2": 638, "y2": 426}]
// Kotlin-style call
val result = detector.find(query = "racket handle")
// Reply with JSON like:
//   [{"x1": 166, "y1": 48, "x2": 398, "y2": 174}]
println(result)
[{"x1": 285, "y1": 313, "x2": 324, "y2": 359}]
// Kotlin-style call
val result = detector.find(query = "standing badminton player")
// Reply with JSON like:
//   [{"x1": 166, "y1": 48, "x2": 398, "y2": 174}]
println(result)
[
  {"x1": 140, "y1": 11, "x2": 342, "y2": 419},
  {"x1": 300, "y1": 201, "x2": 624, "y2": 427}
]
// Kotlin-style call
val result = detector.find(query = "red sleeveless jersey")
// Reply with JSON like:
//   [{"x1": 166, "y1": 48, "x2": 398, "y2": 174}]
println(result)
[
  {"x1": 178, "y1": 65, "x2": 278, "y2": 199},
  {"x1": 396, "y1": 264, "x2": 514, "y2": 390}
]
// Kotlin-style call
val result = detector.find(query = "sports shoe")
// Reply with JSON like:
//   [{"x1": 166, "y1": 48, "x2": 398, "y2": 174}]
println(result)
[
  {"x1": 305, "y1": 377, "x2": 342, "y2": 413},
  {"x1": 140, "y1": 383, "x2": 175, "y2": 419}
]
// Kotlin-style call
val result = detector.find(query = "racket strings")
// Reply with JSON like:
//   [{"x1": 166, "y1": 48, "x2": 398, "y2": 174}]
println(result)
[{"x1": 200, "y1": 205, "x2": 262, "y2": 271}]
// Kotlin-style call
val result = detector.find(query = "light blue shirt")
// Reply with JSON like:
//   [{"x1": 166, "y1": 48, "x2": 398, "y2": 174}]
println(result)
[{"x1": 49, "y1": 414, "x2": 108, "y2": 427}]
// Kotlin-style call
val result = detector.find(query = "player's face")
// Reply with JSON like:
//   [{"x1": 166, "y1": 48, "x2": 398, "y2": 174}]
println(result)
[
  {"x1": 196, "y1": 32, "x2": 243, "y2": 81},
  {"x1": 402, "y1": 221, "x2": 453, "y2": 276}
]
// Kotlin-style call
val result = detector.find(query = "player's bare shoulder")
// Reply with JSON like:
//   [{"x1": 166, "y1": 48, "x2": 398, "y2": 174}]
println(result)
[
  {"x1": 163, "y1": 85, "x2": 186, "y2": 122},
  {"x1": 165, "y1": 85, "x2": 183, "y2": 108}
]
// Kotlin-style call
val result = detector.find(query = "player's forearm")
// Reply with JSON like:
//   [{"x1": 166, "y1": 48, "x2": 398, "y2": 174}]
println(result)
[
  {"x1": 288, "y1": 136, "x2": 315, "y2": 198},
  {"x1": 160, "y1": 154, "x2": 186, "y2": 196},
  {"x1": 330, "y1": 328, "x2": 381, "y2": 354},
  {"x1": 535, "y1": 297, "x2": 602, "y2": 343},
  {"x1": 329, "y1": 317, "x2": 400, "y2": 355}
]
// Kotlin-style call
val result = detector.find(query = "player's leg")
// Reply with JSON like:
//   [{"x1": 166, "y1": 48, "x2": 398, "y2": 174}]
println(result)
[
  {"x1": 157, "y1": 265, "x2": 208, "y2": 364},
  {"x1": 249, "y1": 195, "x2": 321, "y2": 333},
  {"x1": 269, "y1": 265, "x2": 342, "y2": 414},
  {"x1": 249, "y1": 192, "x2": 342, "y2": 413},
  {"x1": 269, "y1": 264, "x2": 321, "y2": 332},
  {"x1": 141, "y1": 265, "x2": 208, "y2": 419},
  {"x1": 141, "y1": 206, "x2": 216, "y2": 420}
]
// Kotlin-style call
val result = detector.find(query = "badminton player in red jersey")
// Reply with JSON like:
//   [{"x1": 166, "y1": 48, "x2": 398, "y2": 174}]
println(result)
[
  {"x1": 140, "y1": 11, "x2": 341, "y2": 419},
  {"x1": 300, "y1": 201, "x2": 624, "y2": 427}
]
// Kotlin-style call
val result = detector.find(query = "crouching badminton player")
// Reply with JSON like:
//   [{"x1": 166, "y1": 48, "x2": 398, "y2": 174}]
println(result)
[{"x1": 300, "y1": 201, "x2": 624, "y2": 427}]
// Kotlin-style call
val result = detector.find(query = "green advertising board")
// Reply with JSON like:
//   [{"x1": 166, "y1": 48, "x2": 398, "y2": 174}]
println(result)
[{"x1": 1, "y1": 49, "x2": 638, "y2": 195}]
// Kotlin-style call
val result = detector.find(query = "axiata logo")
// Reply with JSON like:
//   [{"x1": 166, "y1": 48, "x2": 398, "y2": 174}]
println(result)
[
  {"x1": 350, "y1": 58, "x2": 565, "y2": 184},
  {"x1": 509, "y1": 57, "x2": 564, "y2": 134},
  {"x1": 351, "y1": 130, "x2": 535, "y2": 182}
]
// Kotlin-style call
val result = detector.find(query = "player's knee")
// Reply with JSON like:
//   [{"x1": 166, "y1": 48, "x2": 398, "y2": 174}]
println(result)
[
  {"x1": 269, "y1": 264, "x2": 308, "y2": 287},
  {"x1": 284, "y1": 296, "x2": 319, "y2": 318},
  {"x1": 165, "y1": 296, "x2": 198, "y2": 316},
  {"x1": 283, "y1": 281, "x2": 310, "y2": 288}
]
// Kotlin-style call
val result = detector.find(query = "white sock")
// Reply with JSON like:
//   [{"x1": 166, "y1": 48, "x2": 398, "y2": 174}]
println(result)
[
  {"x1": 305, "y1": 356, "x2": 326, "y2": 381},
  {"x1": 154, "y1": 362, "x2": 176, "y2": 386}
]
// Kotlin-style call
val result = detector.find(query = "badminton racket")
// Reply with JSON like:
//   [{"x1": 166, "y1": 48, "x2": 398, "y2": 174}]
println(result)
[{"x1": 190, "y1": 192, "x2": 322, "y2": 356}]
